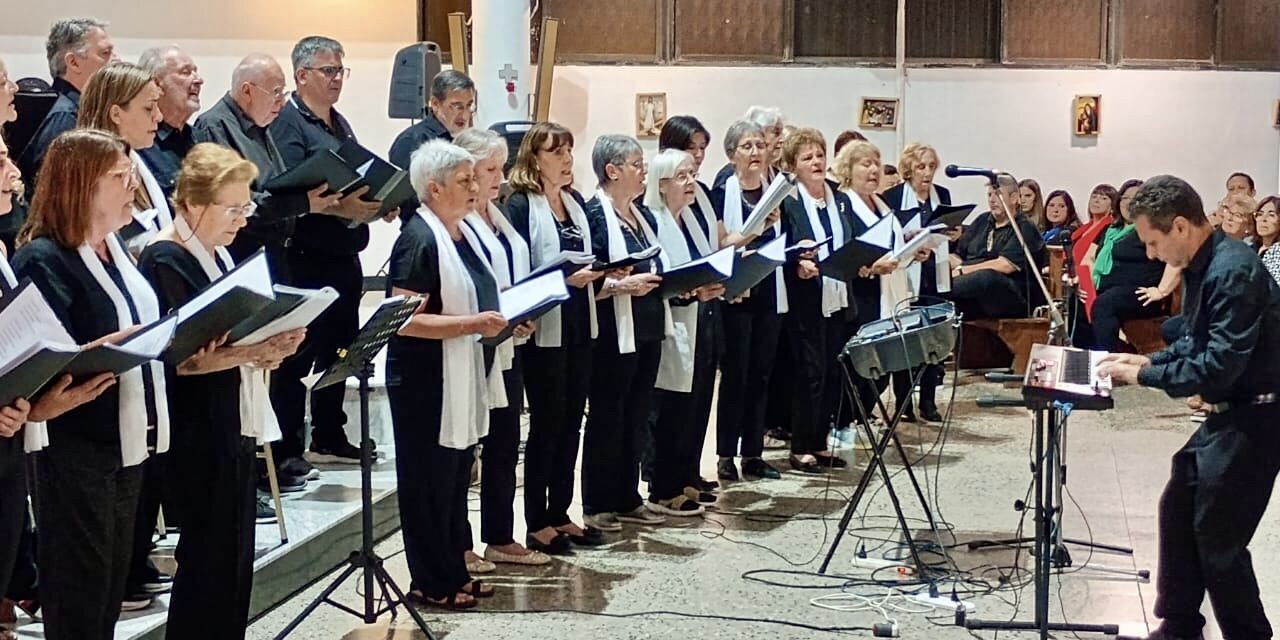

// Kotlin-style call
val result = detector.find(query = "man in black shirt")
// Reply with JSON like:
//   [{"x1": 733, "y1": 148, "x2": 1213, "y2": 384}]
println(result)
[
  {"x1": 947, "y1": 181, "x2": 1046, "y2": 318},
  {"x1": 136, "y1": 45, "x2": 202, "y2": 196},
  {"x1": 388, "y1": 69, "x2": 475, "y2": 220},
  {"x1": 1101, "y1": 175, "x2": 1280, "y2": 640},
  {"x1": 268, "y1": 36, "x2": 382, "y2": 468},
  {"x1": 17, "y1": 18, "x2": 116, "y2": 195}
]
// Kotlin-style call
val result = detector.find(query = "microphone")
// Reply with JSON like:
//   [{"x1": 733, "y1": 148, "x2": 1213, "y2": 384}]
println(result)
[{"x1": 944, "y1": 164, "x2": 998, "y2": 180}]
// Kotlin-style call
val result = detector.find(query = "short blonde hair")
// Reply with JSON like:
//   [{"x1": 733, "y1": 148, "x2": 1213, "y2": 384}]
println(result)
[
  {"x1": 77, "y1": 61, "x2": 156, "y2": 133},
  {"x1": 897, "y1": 143, "x2": 939, "y2": 181},
  {"x1": 779, "y1": 127, "x2": 826, "y2": 173},
  {"x1": 174, "y1": 143, "x2": 259, "y2": 209},
  {"x1": 830, "y1": 140, "x2": 881, "y2": 189}
]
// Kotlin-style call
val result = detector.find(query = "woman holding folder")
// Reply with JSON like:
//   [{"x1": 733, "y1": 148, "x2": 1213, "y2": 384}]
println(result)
[
  {"x1": 581, "y1": 134, "x2": 669, "y2": 530},
  {"x1": 778, "y1": 128, "x2": 855, "y2": 473},
  {"x1": 506, "y1": 123, "x2": 605, "y2": 554},
  {"x1": 11, "y1": 128, "x2": 173, "y2": 639},
  {"x1": 136, "y1": 144, "x2": 304, "y2": 639},
  {"x1": 387, "y1": 139, "x2": 505, "y2": 609},
  {"x1": 452, "y1": 128, "x2": 549, "y2": 568}
]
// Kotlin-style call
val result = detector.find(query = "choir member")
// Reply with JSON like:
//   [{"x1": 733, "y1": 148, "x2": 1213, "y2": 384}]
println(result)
[
  {"x1": 712, "y1": 106, "x2": 784, "y2": 189},
  {"x1": 505, "y1": 123, "x2": 604, "y2": 554},
  {"x1": 778, "y1": 128, "x2": 854, "y2": 472},
  {"x1": 136, "y1": 143, "x2": 303, "y2": 640},
  {"x1": 136, "y1": 46, "x2": 201, "y2": 197},
  {"x1": 713, "y1": 120, "x2": 786, "y2": 481},
  {"x1": 451, "y1": 128, "x2": 549, "y2": 567},
  {"x1": 946, "y1": 180, "x2": 1046, "y2": 319},
  {"x1": 12, "y1": 128, "x2": 175, "y2": 638},
  {"x1": 581, "y1": 135, "x2": 669, "y2": 530},
  {"x1": 268, "y1": 36, "x2": 383, "y2": 477},
  {"x1": 1255, "y1": 196, "x2": 1280, "y2": 284},
  {"x1": 17, "y1": 18, "x2": 116, "y2": 195},
  {"x1": 390, "y1": 70, "x2": 476, "y2": 220},
  {"x1": 1019, "y1": 178, "x2": 1045, "y2": 231},
  {"x1": 0, "y1": 57, "x2": 21, "y2": 252},
  {"x1": 1040, "y1": 190, "x2": 1079, "y2": 246},
  {"x1": 1074, "y1": 178, "x2": 1180, "y2": 350},
  {"x1": 644, "y1": 148, "x2": 724, "y2": 514},
  {"x1": 388, "y1": 139, "x2": 504, "y2": 609}
]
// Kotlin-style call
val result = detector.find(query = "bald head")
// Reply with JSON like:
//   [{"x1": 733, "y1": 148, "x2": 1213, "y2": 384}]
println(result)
[{"x1": 231, "y1": 53, "x2": 287, "y2": 127}]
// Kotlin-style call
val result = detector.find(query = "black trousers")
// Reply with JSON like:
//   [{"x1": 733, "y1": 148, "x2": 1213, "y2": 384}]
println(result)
[
  {"x1": 785, "y1": 307, "x2": 829, "y2": 455},
  {"x1": 0, "y1": 437, "x2": 26, "y2": 603},
  {"x1": 582, "y1": 339, "x2": 660, "y2": 516},
  {"x1": 478, "y1": 348, "x2": 524, "y2": 547},
  {"x1": 388, "y1": 379, "x2": 473, "y2": 600},
  {"x1": 1154, "y1": 410, "x2": 1280, "y2": 639},
  {"x1": 949, "y1": 269, "x2": 1028, "y2": 319},
  {"x1": 651, "y1": 306, "x2": 723, "y2": 501},
  {"x1": 270, "y1": 250, "x2": 363, "y2": 459},
  {"x1": 126, "y1": 453, "x2": 164, "y2": 592},
  {"x1": 522, "y1": 343, "x2": 591, "y2": 532},
  {"x1": 765, "y1": 325, "x2": 792, "y2": 434},
  {"x1": 717, "y1": 305, "x2": 783, "y2": 458},
  {"x1": 1072, "y1": 285, "x2": 1166, "y2": 350},
  {"x1": 165, "y1": 437, "x2": 257, "y2": 640},
  {"x1": 36, "y1": 434, "x2": 142, "y2": 640}
]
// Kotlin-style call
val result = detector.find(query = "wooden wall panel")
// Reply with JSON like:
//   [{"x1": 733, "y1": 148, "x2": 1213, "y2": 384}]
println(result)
[
  {"x1": 794, "y1": 0, "x2": 896, "y2": 59},
  {"x1": 423, "y1": 0, "x2": 470, "y2": 49},
  {"x1": 675, "y1": 0, "x2": 787, "y2": 59},
  {"x1": 1119, "y1": 0, "x2": 1214, "y2": 61},
  {"x1": 1004, "y1": 0, "x2": 1105, "y2": 61},
  {"x1": 543, "y1": 0, "x2": 660, "y2": 58},
  {"x1": 907, "y1": 0, "x2": 999, "y2": 60},
  {"x1": 1218, "y1": 0, "x2": 1280, "y2": 66}
]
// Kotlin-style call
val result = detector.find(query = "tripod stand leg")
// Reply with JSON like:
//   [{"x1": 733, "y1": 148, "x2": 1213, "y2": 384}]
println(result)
[
  {"x1": 375, "y1": 562, "x2": 437, "y2": 638},
  {"x1": 274, "y1": 561, "x2": 360, "y2": 640},
  {"x1": 818, "y1": 395, "x2": 882, "y2": 574}
]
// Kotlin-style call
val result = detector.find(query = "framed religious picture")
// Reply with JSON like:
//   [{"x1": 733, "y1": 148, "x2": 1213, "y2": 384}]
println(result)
[
  {"x1": 1074, "y1": 95, "x2": 1101, "y2": 136},
  {"x1": 858, "y1": 97, "x2": 899, "y2": 130},
  {"x1": 635, "y1": 93, "x2": 667, "y2": 139}
]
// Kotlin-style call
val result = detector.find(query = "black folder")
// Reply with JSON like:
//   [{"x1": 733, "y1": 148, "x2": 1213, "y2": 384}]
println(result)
[
  {"x1": 592, "y1": 245, "x2": 661, "y2": 272},
  {"x1": 817, "y1": 239, "x2": 890, "y2": 282},
  {"x1": 480, "y1": 271, "x2": 570, "y2": 347},
  {"x1": 157, "y1": 251, "x2": 276, "y2": 365},
  {"x1": 0, "y1": 347, "x2": 77, "y2": 408},
  {"x1": 223, "y1": 286, "x2": 315, "y2": 345},
  {"x1": 785, "y1": 235, "x2": 834, "y2": 258},
  {"x1": 928, "y1": 204, "x2": 977, "y2": 228},
  {"x1": 335, "y1": 140, "x2": 417, "y2": 220},
  {"x1": 67, "y1": 315, "x2": 178, "y2": 378},
  {"x1": 655, "y1": 247, "x2": 735, "y2": 300},
  {"x1": 262, "y1": 149, "x2": 363, "y2": 195},
  {"x1": 526, "y1": 251, "x2": 596, "y2": 280},
  {"x1": 721, "y1": 236, "x2": 787, "y2": 301}
]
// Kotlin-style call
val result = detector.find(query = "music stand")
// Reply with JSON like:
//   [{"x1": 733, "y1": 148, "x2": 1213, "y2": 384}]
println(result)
[{"x1": 274, "y1": 296, "x2": 435, "y2": 640}]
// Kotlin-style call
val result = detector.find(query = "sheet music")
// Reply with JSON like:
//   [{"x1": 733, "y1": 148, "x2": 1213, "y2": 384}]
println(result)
[
  {"x1": 175, "y1": 252, "x2": 274, "y2": 323},
  {"x1": 499, "y1": 271, "x2": 568, "y2": 319},
  {"x1": 354, "y1": 159, "x2": 374, "y2": 178},
  {"x1": 0, "y1": 285, "x2": 75, "y2": 367},
  {"x1": 891, "y1": 228, "x2": 942, "y2": 265},
  {"x1": 233, "y1": 286, "x2": 340, "y2": 346},
  {"x1": 787, "y1": 233, "x2": 830, "y2": 253},
  {"x1": 741, "y1": 172, "x2": 797, "y2": 236},
  {"x1": 117, "y1": 316, "x2": 177, "y2": 356}
]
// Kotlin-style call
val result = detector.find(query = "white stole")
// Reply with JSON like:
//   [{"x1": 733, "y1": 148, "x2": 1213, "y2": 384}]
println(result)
[
  {"x1": 595, "y1": 189, "x2": 673, "y2": 354},
  {"x1": 132, "y1": 150, "x2": 175, "y2": 230},
  {"x1": 651, "y1": 203, "x2": 697, "y2": 392},
  {"x1": 722, "y1": 175, "x2": 788, "y2": 313},
  {"x1": 846, "y1": 190, "x2": 913, "y2": 320},
  {"x1": 455, "y1": 219, "x2": 511, "y2": 410},
  {"x1": 799, "y1": 184, "x2": 848, "y2": 317},
  {"x1": 74, "y1": 234, "x2": 170, "y2": 466},
  {"x1": 418, "y1": 206, "x2": 490, "y2": 449},
  {"x1": 171, "y1": 215, "x2": 281, "y2": 443},
  {"x1": 527, "y1": 190, "x2": 598, "y2": 348},
  {"x1": 898, "y1": 184, "x2": 951, "y2": 295}
]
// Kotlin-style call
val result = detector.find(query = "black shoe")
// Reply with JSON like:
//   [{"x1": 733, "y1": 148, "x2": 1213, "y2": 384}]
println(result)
[
  {"x1": 131, "y1": 568, "x2": 172, "y2": 595},
  {"x1": 256, "y1": 493, "x2": 278, "y2": 524},
  {"x1": 120, "y1": 594, "x2": 153, "y2": 612},
  {"x1": 919, "y1": 404, "x2": 943, "y2": 423},
  {"x1": 263, "y1": 470, "x2": 307, "y2": 493},
  {"x1": 717, "y1": 459, "x2": 739, "y2": 481},
  {"x1": 696, "y1": 478, "x2": 720, "y2": 492},
  {"x1": 814, "y1": 452, "x2": 849, "y2": 469},
  {"x1": 305, "y1": 439, "x2": 361, "y2": 464},
  {"x1": 742, "y1": 458, "x2": 781, "y2": 480},
  {"x1": 526, "y1": 532, "x2": 573, "y2": 556},
  {"x1": 788, "y1": 455, "x2": 823, "y2": 474},
  {"x1": 559, "y1": 525, "x2": 607, "y2": 546},
  {"x1": 900, "y1": 411, "x2": 917, "y2": 423},
  {"x1": 278, "y1": 456, "x2": 319, "y2": 481},
  {"x1": 1144, "y1": 627, "x2": 1204, "y2": 640}
]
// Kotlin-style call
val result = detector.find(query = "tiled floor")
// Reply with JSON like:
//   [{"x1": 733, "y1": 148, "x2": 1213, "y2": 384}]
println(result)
[{"x1": 243, "y1": 370, "x2": 1280, "y2": 640}]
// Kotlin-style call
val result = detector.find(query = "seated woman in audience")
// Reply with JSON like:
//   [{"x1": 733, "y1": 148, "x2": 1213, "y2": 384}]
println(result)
[
  {"x1": 387, "y1": 139, "x2": 505, "y2": 609},
  {"x1": 1220, "y1": 193, "x2": 1257, "y2": 244},
  {"x1": 1019, "y1": 179, "x2": 1045, "y2": 230},
  {"x1": 945, "y1": 180, "x2": 1046, "y2": 319},
  {"x1": 581, "y1": 134, "x2": 669, "y2": 530},
  {"x1": 644, "y1": 148, "x2": 725, "y2": 514},
  {"x1": 12, "y1": 129, "x2": 172, "y2": 639},
  {"x1": 1071, "y1": 184, "x2": 1117, "y2": 266},
  {"x1": 1040, "y1": 189, "x2": 1078, "y2": 246},
  {"x1": 712, "y1": 120, "x2": 786, "y2": 482},
  {"x1": 1255, "y1": 196, "x2": 1280, "y2": 284},
  {"x1": 450, "y1": 128, "x2": 548, "y2": 569},
  {"x1": 1073, "y1": 179, "x2": 1180, "y2": 350},
  {"x1": 505, "y1": 123, "x2": 605, "y2": 554},
  {"x1": 778, "y1": 128, "x2": 855, "y2": 472},
  {"x1": 136, "y1": 144, "x2": 304, "y2": 640}
]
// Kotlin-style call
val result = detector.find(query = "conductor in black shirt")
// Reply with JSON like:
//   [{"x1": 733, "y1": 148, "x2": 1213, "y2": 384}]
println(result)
[
  {"x1": 268, "y1": 36, "x2": 382, "y2": 469},
  {"x1": 1100, "y1": 175, "x2": 1280, "y2": 640}
]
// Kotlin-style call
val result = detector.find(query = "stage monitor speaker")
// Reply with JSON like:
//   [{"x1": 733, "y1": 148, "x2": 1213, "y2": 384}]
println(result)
[
  {"x1": 388, "y1": 42, "x2": 442, "y2": 120},
  {"x1": 488, "y1": 120, "x2": 534, "y2": 173}
]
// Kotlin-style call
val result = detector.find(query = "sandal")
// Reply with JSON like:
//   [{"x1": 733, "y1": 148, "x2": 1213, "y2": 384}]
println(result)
[
  {"x1": 408, "y1": 590, "x2": 477, "y2": 610},
  {"x1": 461, "y1": 579, "x2": 495, "y2": 598}
]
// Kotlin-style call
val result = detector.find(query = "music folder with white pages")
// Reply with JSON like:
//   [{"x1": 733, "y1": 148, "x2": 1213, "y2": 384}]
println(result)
[
  {"x1": 654, "y1": 246, "x2": 736, "y2": 300},
  {"x1": 229, "y1": 285, "x2": 340, "y2": 346},
  {"x1": 0, "y1": 281, "x2": 177, "y2": 407},
  {"x1": 156, "y1": 250, "x2": 276, "y2": 365},
  {"x1": 481, "y1": 270, "x2": 570, "y2": 346},
  {"x1": 721, "y1": 233, "x2": 788, "y2": 301},
  {"x1": 740, "y1": 172, "x2": 798, "y2": 237}
]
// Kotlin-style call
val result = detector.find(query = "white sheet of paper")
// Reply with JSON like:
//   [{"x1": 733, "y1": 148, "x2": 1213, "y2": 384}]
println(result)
[
  {"x1": 742, "y1": 173, "x2": 797, "y2": 236},
  {"x1": 499, "y1": 271, "x2": 569, "y2": 320},
  {"x1": 0, "y1": 285, "x2": 75, "y2": 365},
  {"x1": 233, "y1": 286, "x2": 340, "y2": 346},
  {"x1": 117, "y1": 316, "x2": 178, "y2": 356},
  {"x1": 857, "y1": 215, "x2": 895, "y2": 251},
  {"x1": 175, "y1": 252, "x2": 274, "y2": 323},
  {"x1": 758, "y1": 233, "x2": 788, "y2": 262}
]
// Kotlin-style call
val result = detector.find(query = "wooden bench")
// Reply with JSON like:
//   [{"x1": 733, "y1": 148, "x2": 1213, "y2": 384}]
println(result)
[
  {"x1": 1118, "y1": 286, "x2": 1183, "y2": 354},
  {"x1": 959, "y1": 317, "x2": 1051, "y2": 374}
]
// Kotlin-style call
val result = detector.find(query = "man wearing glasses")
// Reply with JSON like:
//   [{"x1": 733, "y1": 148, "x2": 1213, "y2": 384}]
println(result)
[{"x1": 388, "y1": 69, "x2": 476, "y2": 219}]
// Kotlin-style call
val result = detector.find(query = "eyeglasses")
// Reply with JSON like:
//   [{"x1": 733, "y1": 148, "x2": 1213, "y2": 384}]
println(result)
[
  {"x1": 216, "y1": 202, "x2": 258, "y2": 218},
  {"x1": 304, "y1": 66, "x2": 350, "y2": 80},
  {"x1": 665, "y1": 170, "x2": 696, "y2": 183},
  {"x1": 737, "y1": 141, "x2": 768, "y2": 152},
  {"x1": 108, "y1": 166, "x2": 139, "y2": 188},
  {"x1": 439, "y1": 100, "x2": 476, "y2": 114},
  {"x1": 248, "y1": 82, "x2": 287, "y2": 101}
]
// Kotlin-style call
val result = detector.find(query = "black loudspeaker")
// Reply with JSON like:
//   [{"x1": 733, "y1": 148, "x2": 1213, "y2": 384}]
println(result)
[
  {"x1": 388, "y1": 42, "x2": 443, "y2": 120},
  {"x1": 488, "y1": 120, "x2": 535, "y2": 173}
]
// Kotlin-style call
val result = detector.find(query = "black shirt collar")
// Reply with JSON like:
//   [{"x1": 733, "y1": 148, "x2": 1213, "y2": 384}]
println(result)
[
  {"x1": 422, "y1": 111, "x2": 451, "y2": 140},
  {"x1": 221, "y1": 93, "x2": 260, "y2": 135},
  {"x1": 51, "y1": 77, "x2": 81, "y2": 104},
  {"x1": 288, "y1": 92, "x2": 349, "y2": 137},
  {"x1": 1186, "y1": 228, "x2": 1222, "y2": 277}
]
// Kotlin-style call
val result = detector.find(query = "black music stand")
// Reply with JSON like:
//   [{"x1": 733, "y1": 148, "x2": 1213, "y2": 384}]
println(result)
[{"x1": 274, "y1": 296, "x2": 435, "y2": 640}]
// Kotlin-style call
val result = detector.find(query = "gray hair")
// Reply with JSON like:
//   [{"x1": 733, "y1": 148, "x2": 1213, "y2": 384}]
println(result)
[
  {"x1": 452, "y1": 128, "x2": 507, "y2": 163},
  {"x1": 290, "y1": 35, "x2": 344, "y2": 72},
  {"x1": 591, "y1": 134, "x2": 643, "y2": 186},
  {"x1": 431, "y1": 69, "x2": 475, "y2": 101},
  {"x1": 644, "y1": 148, "x2": 693, "y2": 212},
  {"x1": 409, "y1": 139, "x2": 474, "y2": 201},
  {"x1": 723, "y1": 120, "x2": 765, "y2": 157},
  {"x1": 138, "y1": 45, "x2": 182, "y2": 77},
  {"x1": 46, "y1": 18, "x2": 109, "y2": 78},
  {"x1": 743, "y1": 105, "x2": 784, "y2": 130}
]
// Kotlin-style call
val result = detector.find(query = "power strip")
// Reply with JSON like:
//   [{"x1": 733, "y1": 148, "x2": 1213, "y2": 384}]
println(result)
[{"x1": 913, "y1": 592, "x2": 975, "y2": 613}]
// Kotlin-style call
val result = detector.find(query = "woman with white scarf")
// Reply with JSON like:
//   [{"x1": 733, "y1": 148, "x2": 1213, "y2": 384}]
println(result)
[
  {"x1": 387, "y1": 139, "x2": 505, "y2": 610},
  {"x1": 11, "y1": 129, "x2": 176, "y2": 639},
  {"x1": 136, "y1": 144, "x2": 304, "y2": 639},
  {"x1": 712, "y1": 120, "x2": 787, "y2": 483},
  {"x1": 580, "y1": 135, "x2": 669, "y2": 530},
  {"x1": 777, "y1": 128, "x2": 856, "y2": 473},
  {"x1": 880, "y1": 143, "x2": 952, "y2": 423},
  {"x1": 506, "y1": 123, "x2": 606, "y2": 554},
  {"x1": 644, "y1": 148, "x2": 725, "y2": 515},
  {"x1": 451, "y1": 128, "x2": 549, "y2": 569}
]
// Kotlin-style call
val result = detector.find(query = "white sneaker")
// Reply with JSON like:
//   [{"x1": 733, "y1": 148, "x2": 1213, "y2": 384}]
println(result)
[
  {"x1": 617, "y1": 506, "x2": 666, "y2": 525},
  {"x1": 584, "y1": 512, "x2": 623, "y2": 532}
]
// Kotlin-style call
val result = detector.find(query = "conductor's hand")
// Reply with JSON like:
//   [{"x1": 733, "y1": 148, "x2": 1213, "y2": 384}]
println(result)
[
  {"x1": 567, "y1": 267, "x2": 602, "y2": 289},
  {"x1": 1097, "y1": 353, "x2": 1150, "y2": 386},
  {"x1": 469, "y1": 311, "x2": 508, "y2": 338},
  {"x1": 327, "y1": 186, "x2": 382, "y2": 223},
  {"x1": 29, "y1": 373, "x2": 116, "y2": 422},
  {"x1": 797, "y1": 259, "x2": 819, "y2": 280},
  {"x1": 307, "y1": 184, "x2": 342, "y2": 213},
  {"x1": 0, "y1": 398, "x2": 30, "y2": 438},
  {"x1": 870, "y1": 256, "x2": 899, "y2": 275}
]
